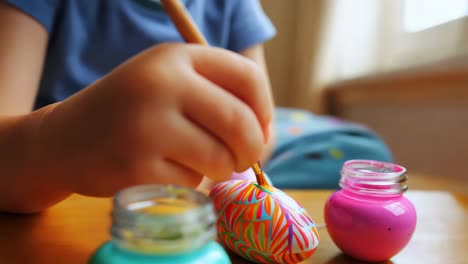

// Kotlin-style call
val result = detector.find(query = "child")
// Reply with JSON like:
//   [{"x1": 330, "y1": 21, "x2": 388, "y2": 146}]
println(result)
[
  {"x1": 0, "y1": 1, "x2": 393, "y2": 214},
  {"x1": 0, "y1": 0, "x2": 276, "y2": 213}
]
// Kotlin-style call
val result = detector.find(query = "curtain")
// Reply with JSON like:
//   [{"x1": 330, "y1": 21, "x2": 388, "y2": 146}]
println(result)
[{"x1": 262, "y1": 0, "x2": 468, "y2": 113}]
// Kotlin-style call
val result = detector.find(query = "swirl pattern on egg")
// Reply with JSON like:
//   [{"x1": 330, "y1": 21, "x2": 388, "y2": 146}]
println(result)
[{"x1": 209, "y1": 180, "x2": 319, "y2": 264}]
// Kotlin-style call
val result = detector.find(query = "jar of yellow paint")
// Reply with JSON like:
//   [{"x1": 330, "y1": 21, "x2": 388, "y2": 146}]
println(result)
[{"x1": 89, "y1": 185, "x2": 230, "y2": 264}]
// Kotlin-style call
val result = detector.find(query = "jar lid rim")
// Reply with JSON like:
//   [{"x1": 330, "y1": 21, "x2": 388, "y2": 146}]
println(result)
[{"x1": 342, "y1": 159, "x2": 407, "y2": 179}]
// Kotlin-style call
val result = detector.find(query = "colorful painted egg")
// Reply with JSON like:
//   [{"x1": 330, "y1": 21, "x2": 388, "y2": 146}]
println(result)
[{"x1": 209, "y1": 180, "x2": 319, "y2": 264}]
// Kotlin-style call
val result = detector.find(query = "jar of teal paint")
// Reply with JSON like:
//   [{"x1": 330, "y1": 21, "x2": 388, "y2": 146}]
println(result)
[{"x1": 89, "y1": 185, "x2": 231, "y2": 264}]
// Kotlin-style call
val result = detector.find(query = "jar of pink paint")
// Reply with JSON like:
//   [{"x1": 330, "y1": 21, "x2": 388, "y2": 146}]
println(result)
[{"x1": 324, "y1": 160, "x2": 417, "y2": 262}]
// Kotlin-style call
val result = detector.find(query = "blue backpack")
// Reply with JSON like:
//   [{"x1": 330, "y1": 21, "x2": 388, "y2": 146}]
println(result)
[{"x1": 263, "y1": 108, "x2": 393, "y2": 189}]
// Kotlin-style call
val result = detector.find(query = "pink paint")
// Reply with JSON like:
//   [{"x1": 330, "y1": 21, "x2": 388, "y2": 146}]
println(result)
[
  {"x1": 229, "y1": 169, "x2": 256, "y2": 181},
  {"x1": 324, "y1": 160, "x2": 417, "y2": 262},
  {"x1": 229, "y1": 168, "x2": 273, "y2": 185}
]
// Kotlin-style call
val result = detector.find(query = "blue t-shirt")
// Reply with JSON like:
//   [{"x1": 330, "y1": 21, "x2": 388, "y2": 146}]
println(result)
[{"x1": 6, "y1": 0, "x2": 275, "y2": 109}]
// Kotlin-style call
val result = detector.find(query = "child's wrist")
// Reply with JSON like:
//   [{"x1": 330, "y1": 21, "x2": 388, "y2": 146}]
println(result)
[
  {"x1": 17, "y1": 104, "x2": 71, "y2": 192},
  {"x1": 0, "y1": 108, "x2": 72, "y2": 213}
]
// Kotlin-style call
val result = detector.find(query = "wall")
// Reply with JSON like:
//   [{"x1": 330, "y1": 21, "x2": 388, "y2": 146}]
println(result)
[
  {"x1": 260, "y1": 1, "x2": 326, "y2": 110},
  {"x1": 326, "y1": 61, "x2": 468, "y2": 183}
]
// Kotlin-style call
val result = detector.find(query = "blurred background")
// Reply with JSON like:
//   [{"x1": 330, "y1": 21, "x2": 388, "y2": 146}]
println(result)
[{"x1": 260, "y1": 0, "x2": 468, "y2": 193}]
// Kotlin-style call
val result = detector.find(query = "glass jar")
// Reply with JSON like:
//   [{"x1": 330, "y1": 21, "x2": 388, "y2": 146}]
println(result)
[
  {"x1": 89, "y1": 185, "x2": 231, "y2": 264},
  {"x1": 324, "y1": 160, "x2": 417, "y2": 262}
]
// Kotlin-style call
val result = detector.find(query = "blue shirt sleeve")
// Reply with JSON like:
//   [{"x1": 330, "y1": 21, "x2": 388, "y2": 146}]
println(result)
[
  {"x1": 6, "y1": 0, "x2": 61, "y2": 32},
  {"x1": 227, "y1": 0, "x2": 276, "y2": 52}
]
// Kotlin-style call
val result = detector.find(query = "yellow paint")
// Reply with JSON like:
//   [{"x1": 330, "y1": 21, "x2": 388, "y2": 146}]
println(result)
[
  {"x1": 329, "y1": 148, "x2": 344, "y2": 159},
  {"x1": 290, "y1": 112, "x2": 308, "y2": 122},
  {"x1": 137, "y1": 198, "x2": 199, "y2": 215}
]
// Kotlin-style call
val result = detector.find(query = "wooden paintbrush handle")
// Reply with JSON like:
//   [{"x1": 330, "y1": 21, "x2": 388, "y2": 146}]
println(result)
[
  {"x1": 160, "y1": 0, "x2": 270, "y2": 187},
  {"x1": 160, "y1": 0, "x2": 208, "y2": 44}
]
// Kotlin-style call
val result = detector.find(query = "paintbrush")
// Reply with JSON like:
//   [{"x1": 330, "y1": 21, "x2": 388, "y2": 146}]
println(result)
[{"x1": 160, "y1": 0, "x2": 270, "y2": 187}]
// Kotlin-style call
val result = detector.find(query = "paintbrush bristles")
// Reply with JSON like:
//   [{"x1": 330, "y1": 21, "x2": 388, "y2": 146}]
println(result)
[{"x1": 252, "y1": 162, "x2": 269, "y2": 186}]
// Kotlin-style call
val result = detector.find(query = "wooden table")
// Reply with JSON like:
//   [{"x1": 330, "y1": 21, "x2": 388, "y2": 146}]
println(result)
[{"x1": 0, "y1": 190, "x2": 466, "y2": 264}]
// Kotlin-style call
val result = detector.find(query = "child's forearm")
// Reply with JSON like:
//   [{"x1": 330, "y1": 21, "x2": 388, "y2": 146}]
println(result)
[{"x1": 0, "y1": 105, "x2": 71, "y2": 213}]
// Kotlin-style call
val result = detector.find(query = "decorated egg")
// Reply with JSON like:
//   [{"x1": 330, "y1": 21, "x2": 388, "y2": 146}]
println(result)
[{"x1": 209, "y1": 180, "x2": 319, "y2": 264}]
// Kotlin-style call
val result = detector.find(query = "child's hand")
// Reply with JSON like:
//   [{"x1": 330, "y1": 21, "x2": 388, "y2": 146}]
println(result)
[{"x1": 36, "y1": 43, "x2": 273, "y2": 196}]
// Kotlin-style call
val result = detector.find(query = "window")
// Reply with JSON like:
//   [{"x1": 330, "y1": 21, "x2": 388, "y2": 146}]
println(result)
[
  {"x1": 403, "y1": 0, "x2": 468, "y2": 32},
  {"x1": 380, "y1": 0, "x2": 468, "y2": 71}
]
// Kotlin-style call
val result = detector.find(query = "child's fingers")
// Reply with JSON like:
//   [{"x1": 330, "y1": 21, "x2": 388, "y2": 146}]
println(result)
[
  {"x1": 159, "y1": 113, "x2": 237, "y2": 181},
  {"x1": 181, "y1": 73, "x2": 264, "y2": 172},
  {"x1": 188, "y1": 45, "x2": 272, "y2": 141},
  {"x1": 69, "y1": 158, "x2": 203, "y2": 196},
  {"x1": 136, "y1": 158, "x2": 204, "y2": 188}
]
